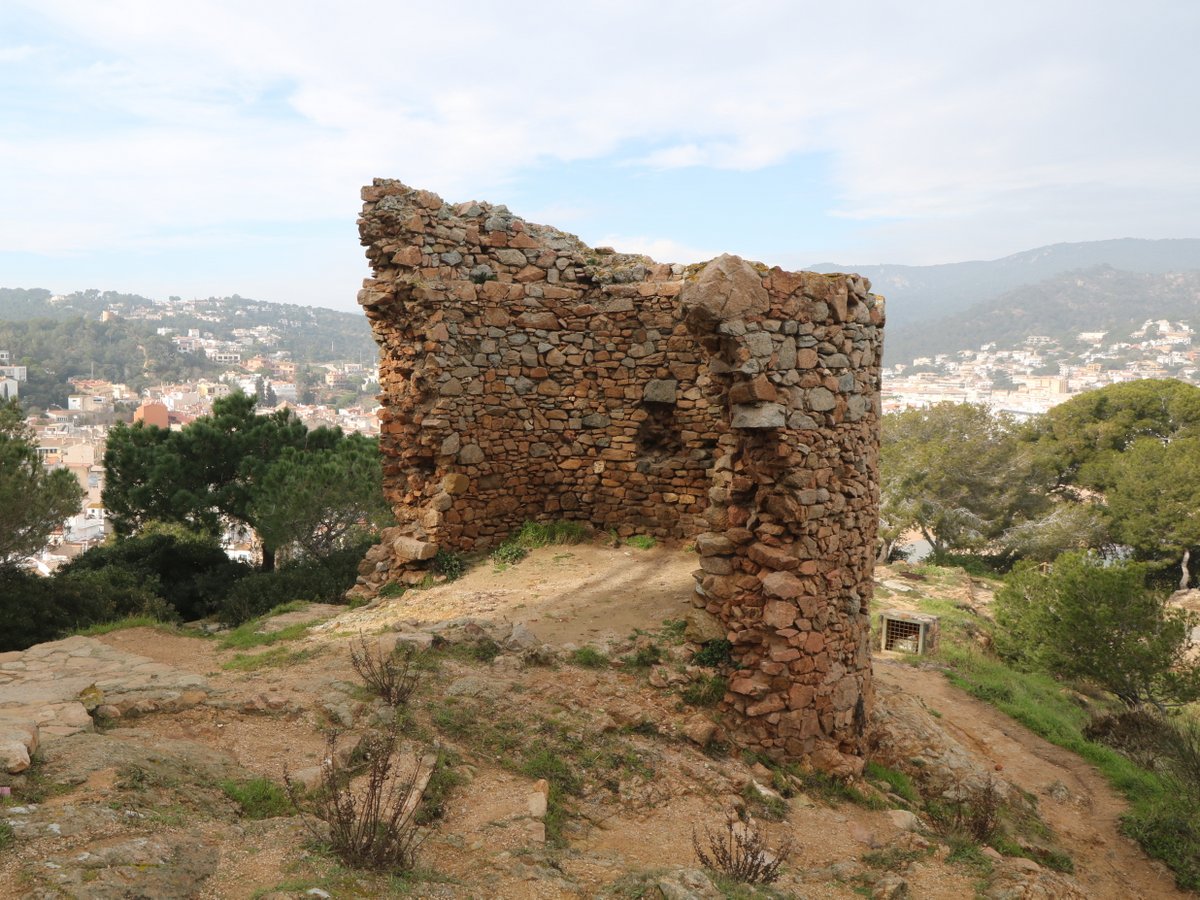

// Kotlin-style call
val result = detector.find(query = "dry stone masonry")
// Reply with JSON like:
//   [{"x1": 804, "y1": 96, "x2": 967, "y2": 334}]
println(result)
[{"x1": 355, "y1": 179, "x2": 885, "y2": 768}]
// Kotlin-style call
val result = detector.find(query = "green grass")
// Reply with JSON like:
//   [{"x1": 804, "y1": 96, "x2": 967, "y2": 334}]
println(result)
[
  {"x1": 414, "y1": 751, "x2": 464, "y2": 825},
  {"x1": 569, "y1": 646, "x2": 609, "y2": 668},
  {"x1": 623, "y1": 643, "x2": 662, "y2": 669},
  {"x1": 222, "y1": 646, "x2": 319, "y2": 671},
  {"x1": 72, "y1": 616, "x2": 169, "y2": 636},
  {"x1": 864, "y1": 761, "x2": 919, "y2": 805},
  {"x1": 861, "y1": 845, "x2": 933, "y2": 871},
  {"x1": 682, "y1": 675, "x2": 726, "y2": 707},
  {"x1": 441, "y1": 637, "x2": 502, "y2": 664},
  {"x1": 693, "y1": 639, "x2": 734, "y2": 668},
  {"x1": 492, "y1": 520, "x2": 590, "y2": 569},
  {"x1": 220, "y1": 777, "x2": 293, "y2": 819},
  {"x1": 251, "y1": 864, "x2": 458, "y2": 899},
  {"x1": 0, "y1": 821, "x2": 13, "y2": 850},
  {"x1": 660, "y1": 618, "x2": 686, "y2": 642},
  {"x1": 217, "y1": 603, "x2": 320, "y2": 650},
  {"x1": 424, "y1": 697, "x2": 656, "y2": 847},
  {"x1": 624, "y1": 534, "x2": 657, "y2": 550},
  {"x1": 741, "y1": 780, "x2": 789, "y2": 821}
]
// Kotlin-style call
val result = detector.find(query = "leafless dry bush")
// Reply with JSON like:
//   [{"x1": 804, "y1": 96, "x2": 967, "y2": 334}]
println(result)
[
  {"x1": 349, "y1": 634, "x2": 424, "y2": 706},
  {"x1": 285, "y1": 720, "x2": 430, "y2": 873},
  {"x1": 943, "y1": 775, "x2": 1003, "y2": 842},
  {"x1": 692, "y1": 812, "x2": 793, "y2": 884}
]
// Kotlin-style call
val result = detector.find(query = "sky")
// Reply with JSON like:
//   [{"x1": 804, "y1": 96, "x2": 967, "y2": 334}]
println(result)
[{"x1": 1, "y1": 1, "x2": 1198, "y2": 313}]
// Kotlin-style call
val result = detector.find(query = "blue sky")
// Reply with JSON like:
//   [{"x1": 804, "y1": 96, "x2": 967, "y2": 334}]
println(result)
[{"x1": 2, "y1": 1, "x2": 1197, "y2": 313}]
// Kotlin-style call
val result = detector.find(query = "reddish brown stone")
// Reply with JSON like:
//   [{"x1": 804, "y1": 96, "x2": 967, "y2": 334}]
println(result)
[{"x1": 355, "y1": 178, "x2": 883, "y2": 774}]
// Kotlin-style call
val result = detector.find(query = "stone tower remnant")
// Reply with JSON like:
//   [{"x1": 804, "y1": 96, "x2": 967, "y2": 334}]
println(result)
[{"x1": 355, "y1": 179, "x2": 885, "y2": 769}]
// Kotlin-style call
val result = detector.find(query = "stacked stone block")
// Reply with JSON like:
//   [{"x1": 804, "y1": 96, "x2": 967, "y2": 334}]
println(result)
[
  {"x1": 681, "y1": 254, "x2": 885, "y2": 771},
  {"x1": 355, "y1": 179, "x2": 884, "y2": 768}
]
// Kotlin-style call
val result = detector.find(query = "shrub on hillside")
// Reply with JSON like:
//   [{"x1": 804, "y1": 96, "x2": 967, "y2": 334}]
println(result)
[
  {"x1": 993, "y1": 552, "x2": 1200, "y2": 711},
  {"x1": 215, "y1": 539, "x2": 370, "y2": 625},
  {"x1": 0, "y1": 565, "x2": 171, "y2": 651},
  {"x1": 60, "y1": 523, "x2": 248, "y2": 620}
]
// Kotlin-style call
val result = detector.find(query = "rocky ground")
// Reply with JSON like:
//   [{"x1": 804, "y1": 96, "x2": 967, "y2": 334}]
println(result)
[{"x1": 0, "y1": 544, "x2": 1190, "y2": 899}]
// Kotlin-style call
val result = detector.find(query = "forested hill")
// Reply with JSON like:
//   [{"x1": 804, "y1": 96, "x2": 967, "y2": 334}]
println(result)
[
  {"x1": 883, "y1": 266, "x2": 1200, "y2": 364},
  {"x1": 0, "y1": 288, "x2": 376, "y2": 365},
  {"x1": 812, "y1": 238, "x2": 1200, "y2": 336},
  {"x1": 0, "y1": 317, "x2": 220, "y2": 409}
]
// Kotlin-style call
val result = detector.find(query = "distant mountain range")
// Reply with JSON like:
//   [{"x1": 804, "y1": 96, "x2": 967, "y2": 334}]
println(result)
[{"x1": 813, "y1": 239, "x2": 1200, "y2": 364}]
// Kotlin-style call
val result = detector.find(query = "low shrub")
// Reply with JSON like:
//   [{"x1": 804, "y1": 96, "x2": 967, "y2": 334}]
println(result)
[
  {"x1": 431, "y1": 548, "x2": 466, "y2": 581},
  {"x1": 492, "y1": 520, "x2": 589, "y2": 568},
  {"x1": 0, "y1": 564, "x2": 178, "y2": 652},
  {"x1": 216, "y1": 544, "x2": 366, "y2": 625},
  {"x1": 60, "y1": 524, "x2": 248, "y2": 620},
  {"x1": 349, "y1": 635, "x2": 424, "y2": 706},
  {"x1": 624, "y1": 642, "x2": 662, "y2": 669},
  {"x1": 682, "y1": 675, "x2": 727, "y2": 707},
  {"x1": 693, "y1": 815, "x2": 792, "y2": 885},
  {"x1": 569, "y1": 646, "x2": 609, "y2": 668},
  {"x1": 286, "y1": 722, "x2": 428, "y2": 874},
  {"x1": 693, "y1": 639, "x2": 734, "y2": 668}
]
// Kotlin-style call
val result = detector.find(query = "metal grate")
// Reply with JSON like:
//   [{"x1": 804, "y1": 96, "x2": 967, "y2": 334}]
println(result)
[{"x1": 884, "y1": 618, "x2": 923, "y2": 653}]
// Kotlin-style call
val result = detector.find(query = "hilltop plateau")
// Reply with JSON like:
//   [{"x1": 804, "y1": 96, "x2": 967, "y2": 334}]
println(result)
[{"x1": 0, "y1": 544, "x2": 1187, "y2": 899}]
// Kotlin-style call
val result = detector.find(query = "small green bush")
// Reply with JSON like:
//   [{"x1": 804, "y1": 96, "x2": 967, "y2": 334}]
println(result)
[
  {"x1": 625, "y1": 643, "x2": 662, "y2": 669},
  {"x1": 216, "y1": 543, "x2": 366, "y2": 625},
  {"x1": 625, "y1": 534, "x2": 657, "y2": 550},
  {"x1": 491, "y1": 541, "x2": 528, "y2": 567},
  {"x1": 693, "y1": 639, "x2": 734, "y2": 668},
  {"x1": 741, "y1": 781, "x2": 789, "y2": 821},
  {"x1": 431, "y1": 548, "x2": 466, "y2": 581},
  {"x1": 570, "y1": 646, "x2": 609, "y2": 668},
  {"x1": 60, "y1": 524, "x2": 248, "y2": 620}
]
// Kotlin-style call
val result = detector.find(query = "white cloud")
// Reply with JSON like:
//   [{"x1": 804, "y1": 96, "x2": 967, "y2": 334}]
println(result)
[
  {"x1": 594, "y1": 235, "x2": 722, "y2": 266},
  {"x1": 0, "y1": 45, "x2": 35, "y2": 62},
  {"x1": 2, "y1": 0, "x2": 1198, "y2": 303}
]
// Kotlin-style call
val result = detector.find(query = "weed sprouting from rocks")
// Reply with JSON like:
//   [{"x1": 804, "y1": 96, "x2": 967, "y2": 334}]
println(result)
[
  {"x1": 692, "y1": 813, "x2": 792, "y2": 885},
  {"x1": 693, "y1": 639, "x2": 734, "y2": 668},
  {"x1": 350, "y1": 635, "x2": 424, "y2": 706},
  {"x1": 431, "y1": 549, "x2": 466, "y2": 581},
  {"x1": 945, "y1": 776, "x2": 1003, "y2": 843},
  {"x1": 682, "y1": 674, "x2": 727, "y2": 707}
]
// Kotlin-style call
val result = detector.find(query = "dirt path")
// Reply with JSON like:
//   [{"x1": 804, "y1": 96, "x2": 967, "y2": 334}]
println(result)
[
  {"x1": 322, "y1": 543, "x2": 698, "y2": 646},
  {"x1": 875, "y1": 658, "x2": 1187, "y2": 899}
]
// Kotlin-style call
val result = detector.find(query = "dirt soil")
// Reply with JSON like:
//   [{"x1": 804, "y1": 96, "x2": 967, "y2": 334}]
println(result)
[{"x1": 1, "y1": 545, "x2": 1192, "y2": 899}]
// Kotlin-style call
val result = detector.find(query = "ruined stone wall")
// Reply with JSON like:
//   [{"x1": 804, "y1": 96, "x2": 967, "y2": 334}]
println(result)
[
  {"x1": 680, "y1": 256, "x2": 884, "y2": 771},
  {"x1": 357, "y1": 181, "x2": 730, "y2": 570},
  {"x1": 356, "y1": 179, "x2": 884, "y2": 768}
]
